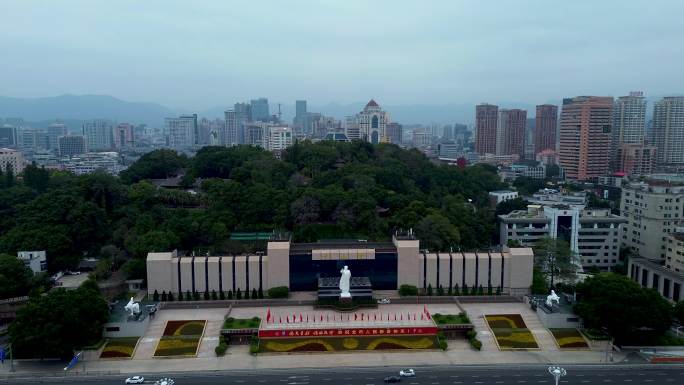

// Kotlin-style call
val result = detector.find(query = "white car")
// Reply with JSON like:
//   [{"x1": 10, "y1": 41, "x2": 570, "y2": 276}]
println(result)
[
  {"x1": 125, "y1": 376, "x2": 145, "y2": 384},
  {"x1": 377, "y1": 298, "x2": 391, "y2": 304},
  {"x1": 399, "y1": 369, "x2": 415, "y2": 377}
]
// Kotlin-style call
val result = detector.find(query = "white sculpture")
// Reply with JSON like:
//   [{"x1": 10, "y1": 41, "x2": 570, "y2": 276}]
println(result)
[
  {"x1": 339, "y1": 265, "x2": 352, "y2": 298},
  {"x1": 125, "y1": 297, "x2": 141, "y2": 316},
  {"x1": 546, "y1": 290, "x2": 560, "y2": 307}
]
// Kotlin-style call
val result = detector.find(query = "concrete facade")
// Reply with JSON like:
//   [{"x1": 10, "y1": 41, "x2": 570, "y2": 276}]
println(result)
[
  {"x1": 620, "y1": 180, "x2": 684, "y2": 262},
  {"x1": 629, "y1": 257, "x2": 683, "y2": 302},
  {"x1": 147, "y1": 237, "x2": 534, "y2": 296}
]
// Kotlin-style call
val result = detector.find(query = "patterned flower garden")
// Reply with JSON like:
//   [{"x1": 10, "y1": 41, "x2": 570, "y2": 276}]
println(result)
[
  {"x1": 154, "y1": 320, "x2": 206, "y2": 357},
  {"x1": 260, "y1": 335, "x2": 437, "y2": 352},
  {"x1": 100, "y1": 337, "x2": 140, "y2": 359},
  {"x1": 549, "y1": 328, "x2": 590, "y2": 349},
  {"x1": 485, "y1": 314, "x2": 539, "y2": 350}
]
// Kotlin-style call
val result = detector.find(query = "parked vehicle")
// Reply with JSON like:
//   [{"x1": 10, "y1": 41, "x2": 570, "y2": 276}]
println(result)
[
  {"x1": 125, "y1": 376, "x2": 144, "y2": 384},
  {"x1": 377, "y1": 298, "x2": 391, "y2": 304},
  {"x1": 384, "y1": 375, "x2": 401, "y2": 383},
  {"x1": 399, "y1": 369, "x2": 415, "y2": 377}
]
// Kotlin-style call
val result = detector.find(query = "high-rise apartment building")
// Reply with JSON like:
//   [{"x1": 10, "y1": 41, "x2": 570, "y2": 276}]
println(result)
[
  {"x1": 620, "y1": 179, "x2": 684, "y2": 262},
  {"x1": 165, "y1": 115, "x2": 197, "y2": 149},
  {"x1": 653, "y1": 97, "x2": 684, "y2": 166},
  {"x1": 266, "y1": 126, "x2": 293, "y2": 151},
  {"x1": 83, "y1": 119, "x2": 113, "y2": 151},
  {"x1": 294, "y1": 100, "x2": 307, "y2": 133},
  {"x1": 0, "y1": 125, "x2": 18, "y2": 147},
  {"x1": 224, "y1": 110, "x2": 237, "y2": 146},
  {"x1": 385, "y1": 123, "x2": 403, "y2": 145},
  {"x1": 114, "y1": 123, "x2": 134, "y2": 149},
  {"x1": 558, "y1": 96, "x2": 613, "y2": 181},
  {"x1": 496, "y1": 109, "x2": 526, "y2": 158},
  {"x1": 345, "y1": 116, "x2": 360, "y2": 141},
  {"x1": 250, "y1": 98, "x2": 269, "y2": 122},
  {"x1": 58, "y1": 135, "x2": 87, "y2": 157},
  {"x1": 19, "y1": 128, "x2": 48, "y2": 152},
  {"x1": 0, "y1": 147, "x2": 26, "y2": 173},
  {"x1": 615, "y1": 144, "x2": 656, "y2": 176},
  {"x1": 612, "y1": 92, "x2": 647, "y2": 172},
  {"x1": 475, "y1": 103, "x2": 498, "y2": 155},
  {"x1": 534, "y1": 104, "x2": 558, "y2": 154},
  {"x1": 235, "y1": 103, "x2": 251, "y2": 144},
  {"x1": 46, "y1": 123, "x2": 67, "y2": 151}
]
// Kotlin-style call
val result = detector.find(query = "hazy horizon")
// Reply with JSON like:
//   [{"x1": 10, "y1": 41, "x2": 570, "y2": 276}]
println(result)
[{"x1": 2, "y1": 1, "x2": 683, "y2": 110}]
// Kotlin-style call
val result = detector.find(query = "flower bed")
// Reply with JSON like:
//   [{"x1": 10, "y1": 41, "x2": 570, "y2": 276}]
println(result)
[
  {"x1": 550, "y1": 328, "x2": 589, "y2": 349},
  {"x1": 223, "y1": 317, "x2": 260, "y2": 329},
  {"x1": 485, "y1": 314, "x2": 539, "y2": 350},
  {"x1": 155, "y1": 320, "x2": 206, "y2": 357},
  {"x1": 163, "y1": 320, "x2": 206, "y2": 336},
  {"x1": 260, "y1": 335, "x2": 437, "y2": 352},
  {"x1": 99, "y1": 337, "x2": 139, "y2": 359},
  {"x1": 154, "y1": 336, "x2": 202, "y2": 357}
]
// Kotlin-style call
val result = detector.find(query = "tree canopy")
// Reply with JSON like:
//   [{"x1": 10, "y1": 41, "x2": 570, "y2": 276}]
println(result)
[
  {"x1": 533, "y1": 237, "x2": 578, "y2": 287},
  {"x1": 0, "y1": 253, "x2": 34, "y2": 299},
  {"x1": 9, "y1": 279, "x2": 109, "y2": 359},
  {"x1": 574, "y1": 273, "x2": 673, "y2": 343}
]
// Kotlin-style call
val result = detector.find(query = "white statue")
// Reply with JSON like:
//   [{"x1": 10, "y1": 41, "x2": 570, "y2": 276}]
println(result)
[
  {"x1": 546, "y1": 290, "x2": 560, "y2": 307},
  {"x1": 125, "y1": 297, "x2": 140, "y2": 316},
  {"x1": 339, "y1": 265, "x2": 352, "y2": 298}
]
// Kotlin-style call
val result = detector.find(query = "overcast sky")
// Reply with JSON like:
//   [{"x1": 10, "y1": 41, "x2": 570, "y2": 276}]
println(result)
[{"x1": 1, "y1": 0, "x2": 682, "y2": 110}]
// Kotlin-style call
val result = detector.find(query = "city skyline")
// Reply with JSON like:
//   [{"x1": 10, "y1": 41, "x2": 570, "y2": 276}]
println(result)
[{"x1": 1, "y1": 1, "x2": 683, "y2": 110}]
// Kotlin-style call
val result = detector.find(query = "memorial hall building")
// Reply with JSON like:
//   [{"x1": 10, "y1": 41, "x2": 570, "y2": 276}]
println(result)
[{"x1": 146, "y1": 235, "x2": 534, "y2": 296}]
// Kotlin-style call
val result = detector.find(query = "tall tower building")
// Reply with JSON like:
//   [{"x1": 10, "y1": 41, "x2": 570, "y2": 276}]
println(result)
[
  {"x1": 0, "y1": 125, "x2": 18, "y2": 147},
  {"x1": 224, "y1": 110, "x2": 237, "y2": 146},
  {"x1": 234, "y1": 103, "x2": 251, "y2": 144},
  {"x1": 534, "y1": 104, "x2": 558, "y2": 154},
  {"x1": 475, "y1": 103, "x2": 498, "y2": 155},
  {"x1": 164, "y1": 115, "x2": 196, "y2": 149},
  {"x1": 356, "y1": 99, "x2": 389, "y2": 144},
  {"x1": 385, "y1": 123, "x2": 403, "y2": 145},
  {"x1": 46, "y1": 123, "x2": 67, "y2": 151},
  {"x1": 82, "y1": 119, "x2": 113, "y2": 151},
  {"x1": 114, "y1": 123, "x2": 134, "y2": 149},
  {"x1": 496, "y1": 109, "x2": 526, "y2": 158},
  {"x1": 294, "y1": 100, "x2": 307, "y2": 133},
  {"x1": 613, "y1": 92, "x2": 646, "y2": 146},
  {"x1": 653, "y1": 96, "x2": 684, "y2": 166},
  {"x1": 250, "y1": 98, "x2": 269, "y2": 122},
  {"x1": 58, "y1": 135, "x2": 87, "y2": 157},
  {"x1": 559, "y1": 96, "x2": 613, "y2": 181}
]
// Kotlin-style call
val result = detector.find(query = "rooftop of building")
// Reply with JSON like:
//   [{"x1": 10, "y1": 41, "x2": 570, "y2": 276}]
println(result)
[
  {"x1": 631, "y1": 257, "x2": 684, "y2": 278},
  {"x1": 489, "y1": 190, "x2": 517, "y2": 194},
  {"x1": 290, "y1": 239, "x2": 396, "y2": 253}
]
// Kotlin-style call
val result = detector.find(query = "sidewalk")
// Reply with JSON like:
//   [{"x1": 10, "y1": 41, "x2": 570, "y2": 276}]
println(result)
[{"x1": 0, "y1": 345, "x2": 629, "y2": 377}]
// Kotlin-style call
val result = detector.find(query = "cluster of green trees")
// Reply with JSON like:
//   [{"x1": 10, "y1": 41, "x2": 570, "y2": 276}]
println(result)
[{"x1": 0, "y1": 142, "x2": 506, "y2": 284}]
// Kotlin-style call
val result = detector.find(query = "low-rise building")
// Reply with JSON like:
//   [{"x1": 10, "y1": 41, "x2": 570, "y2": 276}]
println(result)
[
  {"x1": 489, "y1": 190, "x2": 519, "y2": 205},
  {"x1": 499, "y1": 204, "x2": 626, "y2": 270},
  {"x1": 17, "y1": 251, "x2": 47, "y2": 274},
  {"x1": 629, "y1": 257, "x2": 683, "y2": 302}
]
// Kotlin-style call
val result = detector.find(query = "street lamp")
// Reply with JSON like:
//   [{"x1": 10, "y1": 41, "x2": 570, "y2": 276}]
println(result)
[{"x1": 547, "y1": 366, "x2": 566, "y2": 385}]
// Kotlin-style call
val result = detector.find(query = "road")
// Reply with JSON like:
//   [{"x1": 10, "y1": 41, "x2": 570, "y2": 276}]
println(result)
[{"x1": 1, "y1": 365, "x2": 683, "y2": 385}]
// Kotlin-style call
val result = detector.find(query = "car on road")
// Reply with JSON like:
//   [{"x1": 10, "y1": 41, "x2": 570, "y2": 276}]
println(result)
[
  {"x1": 377, "y1": 298, "x2": 391, "y2": 304},
  {"x1": 384, "y1": 375, "x2": 401, "y2": 383},
  {"x1": 125, "y1": 376, "x2": 144, "y2": 384},
  {"x1": 399, "y1": 369, "x2": 415, "y2": 377}
]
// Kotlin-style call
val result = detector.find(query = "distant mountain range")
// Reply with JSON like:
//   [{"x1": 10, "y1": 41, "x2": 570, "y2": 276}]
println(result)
[{"x1": 1, "y1": 93, "x2": 673, "y2": 130}]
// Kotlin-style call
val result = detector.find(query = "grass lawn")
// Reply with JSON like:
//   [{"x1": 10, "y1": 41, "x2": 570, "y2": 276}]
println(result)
[
  {"x1": 432, "y1": 313, "x2": 470, "y2": 325},
  {"x1": 485, "y1": 314, "x2": 539, "y2": 350},
  {"x1": 549, "y1": 328, "x2": 589, "y2": 349},
  {"x1": 100, "y1": 337, "x2": 139, "y2": 359},
  {"x1": 223, "y1": 317, "x2": 261, "y2": 329}
]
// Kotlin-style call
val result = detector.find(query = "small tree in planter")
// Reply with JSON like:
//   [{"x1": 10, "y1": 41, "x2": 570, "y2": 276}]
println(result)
[
  {"x1": 496, "y1": 286, "x2": 502, "y2": 295},
  {"x1": 454, "y1": 284, "x2": 460, "y2": 296},
  {"x1": 153, "y1": 290, "x2": 160, "y2": 302},
  {"x1": 178, "y1": 291, "x2": 184, "y2": 301},
  {"x1": 186, "y1": 290, "x2": 192, "y2": 301},
  {"x1": 258, "y1": 288, "x2": 264, "y2": 299},
  {"x1": 228, "y1": 290, "x2": 233, "y2": 300},
  {"x1": 219, "y1": 290, "x2": 225, "y2": 300},
  {"x1": 161, "y1": 291, "x2": 167, "y2": 301},
  {"x1": 168, "y1": 292, "x2": 174, "y2": 301},
  {"x1": 427, "y1": 284, "x2": 433, "y2": 296},
  {"x1": 487, "y1": 285, "x2": 493, "y2": 296},
  {"x1": 251, "y1": 288, "x2": 258, "y2": 299},
  {"x1": 236, "y1": 288, "x2": 242, "y2": 300},
  {"x1": 447, "y1": 285, "x2": 453, "y2": 295},
  {"x1": 212, "y1": 290, "x2": 218, "y2": 300},
  {"x1": 437, "y1": 285, "x2": 445, "y2": 296},
  {"x1": 193, "y1": 291, "x2": 200, "y2": 301},
  {"x1": 470, "y1": 285, "x2": 477, "y2": 296},
  {"x1": 462, "y1": 284, "x2": 468, "y2": 296},
  {"x1": 477, "y1": 284, "x2": 484, "y2": 295},
  {"x1": 204, "y1": 291, "x2": 210, "y2": 300}
]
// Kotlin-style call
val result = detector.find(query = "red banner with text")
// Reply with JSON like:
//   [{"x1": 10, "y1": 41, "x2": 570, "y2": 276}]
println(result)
[{"x1": 259, "y1": 326, "x2": 438, "y2": 338}]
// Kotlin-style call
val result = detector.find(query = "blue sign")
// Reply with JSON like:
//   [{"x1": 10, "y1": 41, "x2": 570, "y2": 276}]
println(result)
[
  {"x1": 64, "y1": 351, "x2": 81, "y2": 370},
  {"x1": 0, "y1": 347, "x2": 5, "y2": 364}
]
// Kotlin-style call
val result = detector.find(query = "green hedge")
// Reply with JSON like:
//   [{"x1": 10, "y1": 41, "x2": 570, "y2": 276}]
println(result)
[
  {"x1": 399, "y1": 284, "x2": 418, "y2": 296},
  {"x1": 267, "y1": 286, "x2": 289, "y2": 298},
  {"x1": 215, "y1": 343, "x2": 228, "y2": 356}
]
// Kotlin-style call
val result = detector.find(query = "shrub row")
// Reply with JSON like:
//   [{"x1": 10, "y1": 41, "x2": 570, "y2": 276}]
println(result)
[
  {"x1": 398, "y1": 284, "x2": 503, "y2": 297},
  {"x1": 152, "y1": 287, "x2": 286, "y2": 302}
]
